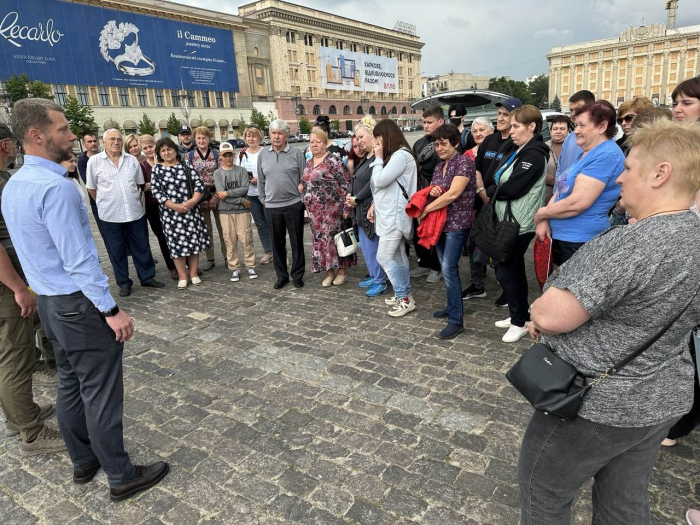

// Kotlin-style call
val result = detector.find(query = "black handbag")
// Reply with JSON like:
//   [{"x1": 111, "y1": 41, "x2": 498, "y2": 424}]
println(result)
[
  {"x1": 506, "y1": 282, "x2": 700, "y2": 421},
  {"x1": 469, "y1": 186, "x2": 520, "y2": 263},
  {"x1": 182, "y1": 161, "x2": 210, "y2": 203}
]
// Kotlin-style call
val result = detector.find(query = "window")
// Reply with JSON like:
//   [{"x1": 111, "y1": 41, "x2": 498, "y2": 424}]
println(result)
[
  {"x1": 118, "y1": 87, "x2": 130, "y2": 106},
  {"x1": 297, "y1": 104, "x2": 306, "y2": 115},
  {"x1": 368, "y1": 106, "x2": 376, "y2": 114},
  {"x1": 304, "y1": 34, "x2": 313, "y2": 46},
  {"x1": 350, "y1": 44, "x2": 357, "y2": 52},
  {"x1": 52, "y1": 84, "x2": 67, "y2": 105},
  {"x1": 401, "y1": 107, "x2": 407, "y2": 114},
  {"x1": 313, "y1": 105, "x2": 322, "y2": 115},
  {"x1": 336, "y1": 41, "x2": 343, "y2": 50},
  {"x1": 364, "y1": 46, "x2": 370, "y2": 54},
  {"x1": 98, "y1": 86, "x2": 111, "y2": 106},
  {"x1": 391, "y1": 106, "x2": 397, "y2": 114},
  {"x1": 171, "y1": 89, "x2": 180, "y2": 107},
  {"x1": 408, "y1": 54, "x2": 413, "y2": 63},
  {"x1": 329, "y1": 105, "x2": 337, "y2": 115},
  {"x1": 77, "y1": 85, "x2": 90, "y2": 106},
  {"x1": 286, "y1": 31, "x2": 295, "y2": 43},
  {"x1": 343, "y1": 105, "x2": 351, "y2": 115},
  {"x1": 388, "y1": 51, "x2": 393, "y2": 58},
  {"x1": 321, "y1": 37, "x2": 329, "y2": 47},
  {"x1": 202, "y1": 91, "x2": 211, "y2": 108},
  {"x1": 155, "y1": 89, "x2": 164, "y2": 107},
  {"x1": 229, "y1": 93, "x2": 237, "y2": 108},
  {"x1": 381, "y1": 106, "x2": 387, "y2": 115},
  {"x1": 216, "y1": 91, "x2": 224, "y2": 108},
  {"x1": 376, "y1": 48, "x2": 382, "y2": 56},
  {"x1": 187, "y1": 90, "x2": 196, "y2": 108},
  {"x1": 357, "y1": 106, "x2": 364, "y2": 115},
  {"x1": 399, "y1": 53, "x2": 404, "y2": 61},
  {"x1": 137, "y1": 88, "x2": 147, "y2": 107}
]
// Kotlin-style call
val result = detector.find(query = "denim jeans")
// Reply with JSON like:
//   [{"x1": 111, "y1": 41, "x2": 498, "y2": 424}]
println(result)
[
  {"x1": 37, "y1": 292, "x2": 138, "y2": 487},
  {"x1": 552, "y1": 238, "x2": 585, "y2": 266},
  {"x1": 358, "y1": 228, "x2": 386, "y2": 285},
  {"x1": 377, "y1": 230, "x2": 411, "y2": 298},
  {"x1": 436, "y1": 230, "x2": 468, "y2": 326},
  {"x1": 101, "y1": 215, "x2": 155, "y2": 288},
  {"x1": 518, "y1": 410, "x2": 679, "y2": 525},
  {"x1": 248, "y1": 195, "x2": 273, "y2": 253},
  {"x1": 495, "y1": 232, "x2": 534, "y2": 327}
]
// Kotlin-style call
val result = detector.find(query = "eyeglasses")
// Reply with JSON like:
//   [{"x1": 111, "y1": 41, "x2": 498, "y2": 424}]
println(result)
[
  {"x1": 104, "y1": 137, "x2": 123, "y2": 142},
  {"x1": 616, "y1": 114, "x2": 636, "y2": 125}
]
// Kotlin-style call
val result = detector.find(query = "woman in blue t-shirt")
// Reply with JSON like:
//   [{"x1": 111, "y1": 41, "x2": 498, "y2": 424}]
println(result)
[{"x1": 534, "y1": 100, "x2": 625, "y2": 265}]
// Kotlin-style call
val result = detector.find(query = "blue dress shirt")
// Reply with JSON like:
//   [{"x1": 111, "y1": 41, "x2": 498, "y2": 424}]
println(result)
[{"x1": 1, "y1": 155, "x2": 116, "y2": 312}]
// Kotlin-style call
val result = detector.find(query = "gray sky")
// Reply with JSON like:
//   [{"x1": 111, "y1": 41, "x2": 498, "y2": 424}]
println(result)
[{"x1": 178, "y1": 0, "x2": 700, "y2": 81}]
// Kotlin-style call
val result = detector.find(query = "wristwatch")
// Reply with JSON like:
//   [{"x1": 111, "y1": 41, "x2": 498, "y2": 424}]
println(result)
[{"x1": 102, "y1": 305, "x2": 120, "y2": 317}]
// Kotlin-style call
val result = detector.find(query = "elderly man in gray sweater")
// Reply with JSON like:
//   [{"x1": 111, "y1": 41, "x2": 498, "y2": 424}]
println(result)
[{"x1": 258, "y1": 119, "x2": 307, "y2": 290}]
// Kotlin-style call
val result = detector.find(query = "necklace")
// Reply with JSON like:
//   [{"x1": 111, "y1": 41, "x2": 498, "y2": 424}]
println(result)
[{"x1": 639, "y1": 208, "x2": 690, "y2": 221}]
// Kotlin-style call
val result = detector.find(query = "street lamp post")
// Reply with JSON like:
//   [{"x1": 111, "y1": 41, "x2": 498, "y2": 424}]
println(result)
[
  {"x1": 178, "y1": 49, "x2": 197, "y2": 121},
  {"x1": 291, "y1": 95, "x2": 301, "y2": 135}
]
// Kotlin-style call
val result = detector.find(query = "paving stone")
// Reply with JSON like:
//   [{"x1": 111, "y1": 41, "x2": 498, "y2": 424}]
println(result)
[
  {"x1": 268, "y1": 493, "x2": 312, "y2": 521},
  {"x1": 0, "y1": 469, "x2": 41, "y2": 494},
  {"x1": 382, "y1": 488, "x2": 428, "y2": 520},
  {"x1": 309, "y1": 484, "x2": 354, "y2": 516},
  {"x1": 345, "y1": 500, "x2": 395, "y2": 525},
  {"x1": 163, "y1": 502, "x2": 201, "y2": 525},
  {"x1": 276, "y1": 468, "x2": 320, "y2": 497},
  {"x1": 409, "y1": 456, "x2": 461, "y2": 485}
]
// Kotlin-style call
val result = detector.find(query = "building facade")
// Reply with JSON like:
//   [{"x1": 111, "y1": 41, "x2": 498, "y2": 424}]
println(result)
[
  {"x1": 238, "y1": 0, "x2": 424, "y2": 133},
  {"x1": 548, "y1": 12, "x2": 699, "y2": 107},
  {"x1": 420, "y1": 73, "x2": 491, "y2": 98}
]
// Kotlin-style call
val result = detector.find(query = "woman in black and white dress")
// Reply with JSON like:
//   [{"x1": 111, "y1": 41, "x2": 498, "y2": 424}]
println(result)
[{"x1": 150, "y1": 137, "x2": 211, "y2": 289}]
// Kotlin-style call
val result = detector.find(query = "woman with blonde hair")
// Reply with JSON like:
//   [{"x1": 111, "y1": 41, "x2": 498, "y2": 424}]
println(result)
[
  {"x1": 345, "y1": 116, "x2": 388, "y2": 297},
  {"x1": 140, "y1": 134, "x2": 177, "y2": 280},
  {"x1": 299, "y1": 129, "x2": 356, "y2": 286},
  {"x1": 124, "y1": 133, "x2": 145, "y2": 162}
]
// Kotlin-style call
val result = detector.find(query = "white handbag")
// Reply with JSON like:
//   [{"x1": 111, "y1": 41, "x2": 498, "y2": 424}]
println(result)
[{"x1": 334, "y1": 227, "x2": 359, "y2": 257}]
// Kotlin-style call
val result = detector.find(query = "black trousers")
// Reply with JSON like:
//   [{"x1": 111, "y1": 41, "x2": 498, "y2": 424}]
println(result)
[
  {"x1": 145, "y1": 203, "x2": 175, "y2": 271},
  {"x1": 37, "y1": 292, "x2": 137, "y2": 487},
  {"x1": 552, "y1": 239, "x2": 585, "y2": 266},
  {"x1": 495, "y1": 232, "x2": 535, "y2": 327},
  {"x1": 668, "y1": 343, "x2": 700, "y2": 440},
  {"x1": 265, "y1": 201, "x2": 305, "y2": 281},
  {"x1": 412, "y1": 219, "x2": 441, "y2": 271}
]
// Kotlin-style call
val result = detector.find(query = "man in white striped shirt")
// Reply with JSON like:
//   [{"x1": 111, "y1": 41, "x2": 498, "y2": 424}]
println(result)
[{"x1": 86, "y1": 129, "x2": 164, "y2": 296}]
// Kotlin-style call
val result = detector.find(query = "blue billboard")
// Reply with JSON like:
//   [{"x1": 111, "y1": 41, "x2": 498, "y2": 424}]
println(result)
[{"x1": 0, "y1": 0, "x2": 239, "y2": 92}]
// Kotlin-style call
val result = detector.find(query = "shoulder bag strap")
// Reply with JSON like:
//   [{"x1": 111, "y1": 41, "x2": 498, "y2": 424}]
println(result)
[
  {"x1": 605, "y1": 280, "x2": 700, "y2": 377},
  {"x1": 396, "y1": 180, "x2": 409, "y2": 200}
]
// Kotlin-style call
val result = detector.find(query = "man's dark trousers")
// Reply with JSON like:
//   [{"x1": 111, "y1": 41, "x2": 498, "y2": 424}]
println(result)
[
  {"x1": 101, "y1": 215, "x2": 155, "y2": 288},
  {"x1": 37, "y1": 292, "x2": 138, "y2": 487},
  {"x1": 265, "y1": 201, "x2": 305, "y2": 282}
]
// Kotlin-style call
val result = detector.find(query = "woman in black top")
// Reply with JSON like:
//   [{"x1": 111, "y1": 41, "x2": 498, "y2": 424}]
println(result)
[{"x1": 344, "y1": 118, "x2": 387, "y2": 298}]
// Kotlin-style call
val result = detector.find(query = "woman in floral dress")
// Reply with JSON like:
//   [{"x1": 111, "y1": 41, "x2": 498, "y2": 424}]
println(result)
[
  {"x1": 299, "y1": 130, "x2": 356, "y2": 287},
  {"x1": 151, "y1": 137, "x2": 211, "y2": 290}
]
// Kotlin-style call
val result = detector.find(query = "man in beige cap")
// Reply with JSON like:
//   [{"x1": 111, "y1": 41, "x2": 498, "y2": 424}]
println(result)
[{"x1": 0, "y1": 122, "x2": 65, "y2": 455}]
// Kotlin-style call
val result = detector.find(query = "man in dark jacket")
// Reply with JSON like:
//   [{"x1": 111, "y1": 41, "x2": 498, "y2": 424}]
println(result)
[{"x1": 411, "y1": 105, "x2": 444, "y2": 283}]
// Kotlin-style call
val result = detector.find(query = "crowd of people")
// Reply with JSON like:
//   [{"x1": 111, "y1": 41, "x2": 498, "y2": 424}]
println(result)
[{"x1": 0, "y1": 75, "x2": 699, "y2": 522}]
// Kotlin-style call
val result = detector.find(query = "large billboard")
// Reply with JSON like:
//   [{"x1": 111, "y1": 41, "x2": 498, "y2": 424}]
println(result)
[
  {"x1": 319, "y1": 46, "x2": 398, "y2": 94},
  {"x1": 0, "y1": 0, "x2": 239, "y2": 92}
]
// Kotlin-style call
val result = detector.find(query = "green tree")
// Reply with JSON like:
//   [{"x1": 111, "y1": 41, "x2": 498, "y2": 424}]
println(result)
[
  {"x1": 5, "y1": 74, "x2": 53, "y2": 105},
  {"x1": 551, "y1": 95, "x2": 562, "y2": 112},
  {"x1": 138, "y1": 113, "x2": 157, "y2": 135},
  {"x1": 63, "y1": 96, "x2": 97, "y2": 149},
  {"x1": 104, "y1": 119, "x2": 123, "y2": 134},
  {"x1": 28, "y1": 80, "x2": 52, "y2": 100},
  {"x1": 331, "y1": 119, "x2": 340, "y2": 131},
  {"x1": 488, "y1": 76, "x2": 532, "y2": 105},
  {"x1": 298, "y1": 116, "x2": 311, "y2": 134},
  {"x1": 250, "y1": 108, "x2": 270, "y2": 132},
  {"x1": 166, "y1": 112, "x2": 180, "y2": 137},
  {"x1": 528, "y1": 74, "x2": 549, "y2": 109}
]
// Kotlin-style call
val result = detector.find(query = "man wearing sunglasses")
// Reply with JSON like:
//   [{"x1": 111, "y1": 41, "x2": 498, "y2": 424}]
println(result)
[{"x1": 615, "y1": 96, "x2": 653, "y2": 155}]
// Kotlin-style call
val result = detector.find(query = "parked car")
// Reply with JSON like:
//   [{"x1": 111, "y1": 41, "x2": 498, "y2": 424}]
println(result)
[
  {"x1": 402, "y1": 126, "x2": 415, "y2": 132},
  {"x1": 262, "y1": 136, "x2": 271, "y2": 145},
  {"x1": 227, "y1": 138, "x2": 246, "y2": 148},
  {"x1": 300, "y1": 133, "x2": 310, "y2": 141},
  {"x1": 287, "y1": 135, "x2": 300, "y2": 143}
]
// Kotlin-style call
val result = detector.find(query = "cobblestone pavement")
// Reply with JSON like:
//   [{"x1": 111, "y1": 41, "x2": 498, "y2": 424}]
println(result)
[{"x1": 2, "y1": 219, "x2": 699, "y2": 525}]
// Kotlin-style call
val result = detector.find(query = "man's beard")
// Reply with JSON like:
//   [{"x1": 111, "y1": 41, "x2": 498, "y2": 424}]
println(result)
[{"x1": 46, "y1": 135, "x2": 73, "y2": 164}]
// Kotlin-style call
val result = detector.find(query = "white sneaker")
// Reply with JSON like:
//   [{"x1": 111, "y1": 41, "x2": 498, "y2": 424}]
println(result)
[
  {"x1": 385, "y1": 296, "x2": 398, "y2": 306},
  {"x1": 388, "y1": 296, "x2": 416, "y2": 317},
  {"x1": 248, "y1": 268, "x2": 258, "y2": 279},
  {"x1": 495, "y1": 317, "x2": 512, "y2": 328},
  {"x1": 231, "y1": 270, "x2": 240, "y2": 282},
  {"x1": 502, "y1": 324, "x2": 529, "y2": 343},
  {"x1": 426, "y1": 270, "x2": 442, "y2": 284},
  {"x1": 410, "y1": 267, "x2": 431, "y2": 278}
]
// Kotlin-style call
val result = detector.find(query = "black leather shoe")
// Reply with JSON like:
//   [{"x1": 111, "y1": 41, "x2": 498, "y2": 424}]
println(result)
[
  {"x1": 119, "y1": 286, "x2": 131, "y2": 297},
  {"x1": 439, "y1": 324, "x2": 464, "y2": 340},
  {"x1": 293, "y1": 279, "x2": 304, "y2": 288},
  {"x1": 141, "y1": 279, "x2": 165, "y2": 289},
  {"x1": 74, "y1": 461, "x2": 101, "y2": 484},
  {"x1": 274, "y1": 278, "x2": 289, "y2": 290},
  {"x1": 109, "y1": 462, "x2": 169, "y2": 502}
]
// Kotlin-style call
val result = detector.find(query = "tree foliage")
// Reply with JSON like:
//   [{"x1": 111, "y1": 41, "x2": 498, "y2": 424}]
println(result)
[
  {"x1": 298, "y1": 117, "x2": 311, "y2": 134},
  {"x1": 138, "y1": 113, "x2": 157, "y2": 135},
  {"x1": 551, "y1": 95, "x2": 562, "y2": 112},
  {"x1": 5, "y1": 74, "x2": 53, "y2": 106},
  {"x1": 528, "y1": 75, "x2": 550, "y2": 109},
  {"x1": 488, "y1": 76, "x2": 532, "y2": 105},
  {"x1": 104, "y1": 118, "x2": 123, "y2": 134},
  {"x1": 166, "y1": 113, "x2": 181, "y2": 137},
  {"x1": 331, "y1": 119, "x2": 340, "y2": 131},
  {"x1": 250, "y1": 108, "x2": 270, "y2": 132},
  {"x1": 63, "y1": 96, "x2": 97, "y2": 145}
]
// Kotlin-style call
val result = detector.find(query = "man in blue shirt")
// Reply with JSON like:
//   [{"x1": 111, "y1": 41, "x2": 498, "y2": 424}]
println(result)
[
  {"x1": 2, "y1": 99, "x2": 168, "y2": 501},
  {"x1": 552, "y1": 90, "x2": 596, "y2": 191}
]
